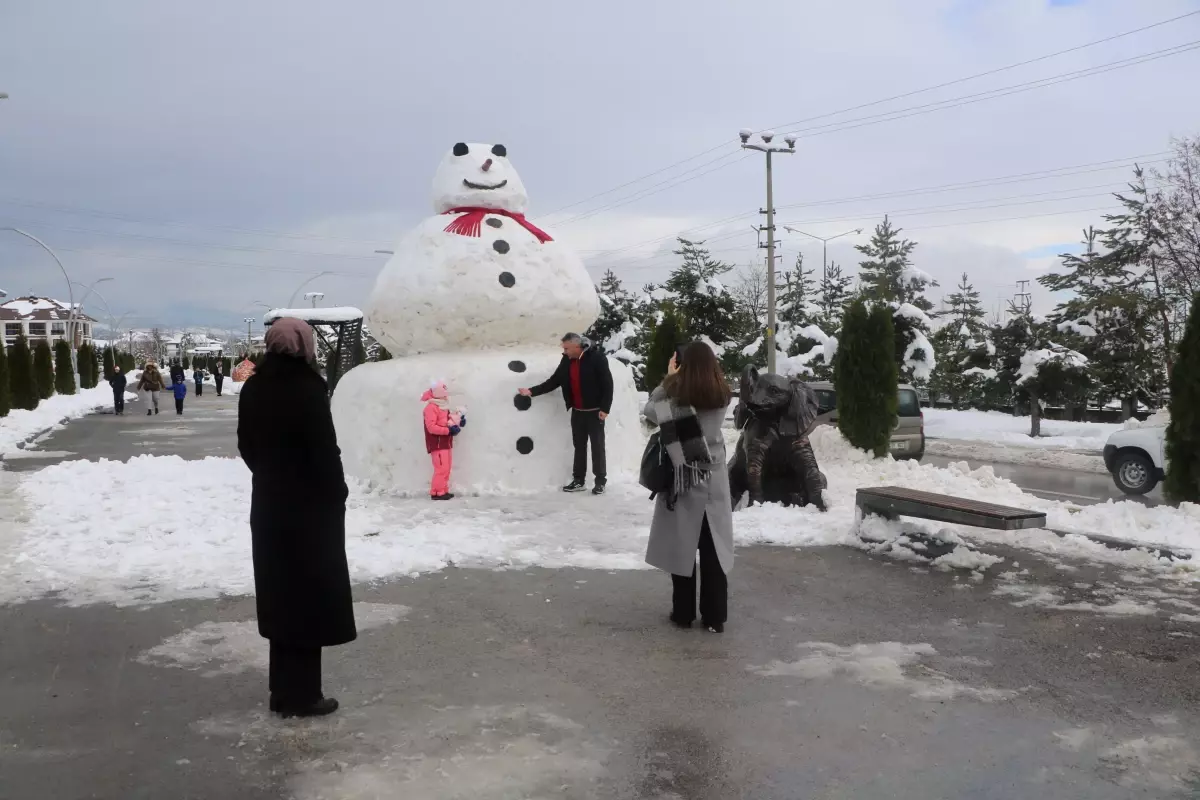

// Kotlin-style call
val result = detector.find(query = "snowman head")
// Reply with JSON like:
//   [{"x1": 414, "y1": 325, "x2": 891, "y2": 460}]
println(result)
[{"x1": 431, "y1": 142, "x2": 528, "y2": 215}]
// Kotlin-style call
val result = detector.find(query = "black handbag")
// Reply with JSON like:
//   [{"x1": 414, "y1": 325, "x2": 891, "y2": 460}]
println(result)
[{"x1": 638, "y1": 431, "x2": 674, "y2": 499}]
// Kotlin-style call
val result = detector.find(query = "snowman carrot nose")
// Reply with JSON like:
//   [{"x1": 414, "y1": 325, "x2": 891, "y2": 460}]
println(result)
[{"x1": 481, "y1": 158, "x2": 493, "y2": 172}]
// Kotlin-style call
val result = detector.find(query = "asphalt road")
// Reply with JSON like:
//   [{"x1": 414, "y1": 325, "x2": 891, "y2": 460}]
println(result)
[
  {"x1": 2, "y1": 397, "x2": 1198, "y2": 798},
  {"x1": 922, "y1": 454, "x2": 1164, "y2": 508}
]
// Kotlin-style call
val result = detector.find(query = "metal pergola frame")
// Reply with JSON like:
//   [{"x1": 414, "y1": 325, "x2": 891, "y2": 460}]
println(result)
[{"x1": 263, "y1": 311, "x2": 363, "y2": 395}]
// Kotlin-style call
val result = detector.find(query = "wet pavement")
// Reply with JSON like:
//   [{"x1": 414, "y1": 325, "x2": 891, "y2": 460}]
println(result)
[
  {"x1": 2, "y1": 399, "x2": 1198, "y2": 797},
  {"x1": 923, "y1": 454, "x2": 1164, "y2": 508}
]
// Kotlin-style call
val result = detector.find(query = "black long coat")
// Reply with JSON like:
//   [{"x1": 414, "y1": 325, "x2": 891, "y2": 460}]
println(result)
[{"x1": 237, "y1": 355, "x2": 356, "y2": 647}]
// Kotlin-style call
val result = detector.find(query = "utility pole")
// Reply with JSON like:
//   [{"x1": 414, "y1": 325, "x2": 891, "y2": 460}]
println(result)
[
  {"x1": 741, "y1": 129, "x2": 795, "y2": 373},
  {"x1": 1013, "y1": 280, "x2": 1032, "y2": 317}
]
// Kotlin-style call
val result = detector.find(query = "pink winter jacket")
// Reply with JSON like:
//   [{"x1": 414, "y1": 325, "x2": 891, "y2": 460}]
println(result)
[{"x1": 423, "y1": 402, "x2": 454, "y2": 453}]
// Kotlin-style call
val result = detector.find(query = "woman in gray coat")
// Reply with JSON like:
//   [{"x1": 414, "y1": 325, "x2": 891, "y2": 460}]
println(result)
[{"x1": 644, "y1": 341, "x2": 734, "y2": 632}]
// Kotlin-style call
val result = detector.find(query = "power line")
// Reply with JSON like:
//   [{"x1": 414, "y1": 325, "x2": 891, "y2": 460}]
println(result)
[
  {"x1": 577, "y1": 151, "x2": 1165, "y2": 258},
  {"x1": 544, "y1": 10, "x2": 1199, "y2": 217},
  {"x1": 0, "y1": 215, "x2": 383, "y2": 261},
  {"x1": 0, "y1": 197, "x2": 392, "y2": 246}
]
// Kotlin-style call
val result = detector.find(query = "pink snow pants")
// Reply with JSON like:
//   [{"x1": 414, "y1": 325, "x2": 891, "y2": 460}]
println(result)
[{"x1": 430, "y1": 450, "x2": 452, "y2": 497}]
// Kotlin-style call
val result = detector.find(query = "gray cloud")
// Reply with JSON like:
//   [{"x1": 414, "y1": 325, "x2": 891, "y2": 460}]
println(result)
[{"x1": 1, "y1": 0, "x2": 1197, "y2": 329}]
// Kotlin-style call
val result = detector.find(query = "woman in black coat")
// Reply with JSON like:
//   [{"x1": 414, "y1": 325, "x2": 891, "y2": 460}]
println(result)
[{"x1": 237, "y1": 317, "x2": 356, "y2": 718}]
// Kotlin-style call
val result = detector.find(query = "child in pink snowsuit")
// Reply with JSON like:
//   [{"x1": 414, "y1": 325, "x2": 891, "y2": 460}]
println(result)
[{"x1": 422, "y1": 381, "x2": 465, "y2": 500}]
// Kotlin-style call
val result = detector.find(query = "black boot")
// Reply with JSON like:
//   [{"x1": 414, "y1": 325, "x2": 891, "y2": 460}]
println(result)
[{"x1": 269, "y1": 695, "x2": 339, "y2": 718}]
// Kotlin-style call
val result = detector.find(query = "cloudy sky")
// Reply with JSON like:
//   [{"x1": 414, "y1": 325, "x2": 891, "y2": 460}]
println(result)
[{"x1": 1, "y1": 0, "x2": 1197, "y2": 334}]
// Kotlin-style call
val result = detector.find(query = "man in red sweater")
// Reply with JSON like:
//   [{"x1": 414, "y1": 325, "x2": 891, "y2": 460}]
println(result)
[{"x1": 519, "y1": 333, "x2": 614, "y2": 495}]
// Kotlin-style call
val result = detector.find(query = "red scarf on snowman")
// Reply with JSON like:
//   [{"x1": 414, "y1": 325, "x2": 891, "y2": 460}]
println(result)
[{"x1": 443, "y1": 207, "x2": 554, "y2": 244}]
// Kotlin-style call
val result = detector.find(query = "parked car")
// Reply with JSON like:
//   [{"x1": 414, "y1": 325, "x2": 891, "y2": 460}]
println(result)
[
  {"x1": 1103, "y1": 424, "x2": 1167, "y2": 495},
  {"x1": 807, "y1": 381, "x2": 925, "y2": 459}
]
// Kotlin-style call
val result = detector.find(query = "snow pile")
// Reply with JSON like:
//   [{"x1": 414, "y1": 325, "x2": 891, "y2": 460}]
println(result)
[
  {"x1": 1125, "y1": 408, "x2": 1170, "y2": 430},
  {"x1": 0, "y1": 385, "x2": 134, "y2": 458},
  {"x1": 924, "y1": 408, "x2": 1120, "y2": 450},
  {"x1": 5, "y1": 424, "x2": 1199, "y2": 607}
]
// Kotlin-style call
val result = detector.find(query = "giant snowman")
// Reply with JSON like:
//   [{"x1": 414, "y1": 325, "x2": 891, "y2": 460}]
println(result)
[{"x1": 332, "y1": 142, "x2": 643, "y2": 494}]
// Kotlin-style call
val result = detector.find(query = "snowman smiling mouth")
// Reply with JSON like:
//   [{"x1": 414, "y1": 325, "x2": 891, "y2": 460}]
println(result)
[{"x1": 463, "y1": 179, "x2": 508, "y2": 190}]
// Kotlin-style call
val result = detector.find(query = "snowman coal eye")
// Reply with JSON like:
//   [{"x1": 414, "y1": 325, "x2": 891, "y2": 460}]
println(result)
[
  {"x1": 453, "y1": 143, "x2": 469, "y2": 157},
  {"x1": 491, "y1": 144, "x2": 507, "y2": 157}
]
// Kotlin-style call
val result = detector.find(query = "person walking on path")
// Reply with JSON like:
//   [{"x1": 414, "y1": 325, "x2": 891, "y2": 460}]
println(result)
[
  {"x1": 137, "y1": 363, "x2": 165, "y2": 416},
  {"x1": 422, "y1": 380, "x2": 466, "y2": 500},
  {"x1": 643, "y1": 342, "x2": 734, "y2": 633},
  {"x1": 237, "y1": 317, "x2": 355, "y2": 718},
  {"x1": 170, "y1": 361, "x2": 185, "y2": 386},
  {"x1": 193, "y1": 365, "x2": 205, "y2": 397},
  {"x1": 172, "y1": 374, "x2": 188, "y2": 415},
  {"x1": 518, "y1": 333, "x2": 614, "y2": 495},
  {"x1": 108, "y1": 365, "x2": 127, "y2": 415},
  {"x1": 214, "y1": 361, "x2": 225, "y2": 396}
]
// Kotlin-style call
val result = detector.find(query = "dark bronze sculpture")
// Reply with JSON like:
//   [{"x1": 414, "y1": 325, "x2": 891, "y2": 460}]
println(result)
[{"x1": 728, "y1": 366, "x2": 828, "y2": 511}]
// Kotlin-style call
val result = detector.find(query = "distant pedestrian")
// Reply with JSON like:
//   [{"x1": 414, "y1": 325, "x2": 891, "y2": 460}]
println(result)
[
  {"x1": 643, "y1": 342, "x2": 734, "y2": 634},
  {"x1": 170, "y1": 361, "x2": 185, "y2": 385},
  {"x1": 173, "y1": 375, "x2": 188, "y2": 415},
  {"x1": 137, "y1": 363, "x2": 165, "y2": 415},
  {"x1": 193, "y1": 366, "x2": 205, "y2": 397},
  {"x1": 238, "y1": 317, "x2": 354, "y2": 718},
  {"x1": 108, "y1": 365, "x2": 127, "y2": 415},
  {"x1": 214, "y1": 361, "x2": 225, "y2": 396}
]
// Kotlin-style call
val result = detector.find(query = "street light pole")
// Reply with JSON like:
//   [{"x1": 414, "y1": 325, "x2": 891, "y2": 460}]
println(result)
[
  {"x1": 740, "y1": 130, "x2": 796, "y2": 373},
  {"x1": 1, "y1": 227, "x2": 76, "y2": 370},
  {"x1": 782, "y1": 227, "x2": 864, "y2": 275},
  {"x1": 287, "y1": 272, "x2": 331, "y2": 308},
  {"x1": 244, "y1": 318, "x2": 256, "y2": 355}
]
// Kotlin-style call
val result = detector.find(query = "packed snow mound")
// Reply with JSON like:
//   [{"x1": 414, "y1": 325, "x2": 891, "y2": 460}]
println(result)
[
  {"x1": 5, "y1": 422, "x2": 1199, "y2": 607},
  {"x1": 923, "y1": 408, "x2": 1120, "y2": 450},
  {"x1": 1125, "y1": 408, "x2": 1170, "y2": 430}
]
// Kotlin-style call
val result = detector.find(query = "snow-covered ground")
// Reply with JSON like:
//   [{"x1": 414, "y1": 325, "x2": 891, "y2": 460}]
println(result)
[
  {"x1": 2, "y1": 426, "x2": 1197, "y2": 608},
  {"x1": 924, "y1": 408, "x2": 1122, "y2": 451},
  {"x1": 0, "y1": 384, "x2": 137, "y2": 458}
]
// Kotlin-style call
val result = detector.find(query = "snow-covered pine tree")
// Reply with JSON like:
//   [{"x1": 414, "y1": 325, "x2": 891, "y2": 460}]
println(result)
[
  {"x1": 9, "y1": 334, "x2": 37, "y2": 410},
  {"x1": 0, "y1": 342, "x2": 10, "y2": 417},
  {"x1": 33, "y1": 339, "x2": 54, "y2": 400},
  {"x1": 585, "y1": 269, "x2": 648, "y2": 379},
  {"x1": 815, "y1": 261, "x2": 853, "y2": 331},
  {"x1": 994, "y1": 312, "x2": 1091, "y2": 437},
  {"x1": 1165, "y1": 292, "x2": 1200, "y2": 503},
  {"x1": 835, "y1": 300, "x2": 897, "y2": 456},
  {"x1": 1040, "y1": 222, "x2": 1167, "y2": 419},
  {"x1": 665, "y1": 238, "x2": 738, "y2": 366},
  {"x1": 855, "y1": 217, "x2": 938, "y2": 386},
  {"x1": 54, "y1": 340, "x2": 76, "y2": 395},
  {"x1": 929, "y1": 273, "x2": 995, "y2": 408}
]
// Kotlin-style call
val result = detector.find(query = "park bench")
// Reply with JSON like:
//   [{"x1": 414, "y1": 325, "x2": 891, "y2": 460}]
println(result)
[{"x1": 855, "y1": 486, "x2": 1047, "y2": 531}]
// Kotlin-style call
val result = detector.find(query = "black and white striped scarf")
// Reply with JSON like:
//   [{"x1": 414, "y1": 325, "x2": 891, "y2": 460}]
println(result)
[{"x1": 653, "y1": 395, "x2": 713, "y2": 499}]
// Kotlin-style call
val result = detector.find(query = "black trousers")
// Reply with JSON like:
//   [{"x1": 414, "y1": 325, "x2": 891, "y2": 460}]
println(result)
[
  {"x1": 195, "y1": 381, "x2": 203, "y2": 396},
  {"x1": 570, "y1": 409, "x2": 607, "y2": 484},
  {"x1": 215, "y1": 377, "x2": 224, "y2": 395},
  {"x1": 671, "y1": 515, "x2": 728, "y2": 625},
  {"x1": 175, "y1": 398, "x2": 184, "y2": 414},
  {"x1": 113, "y1": 391, "x2": 124, "y2": 414},
  {"x1": 268, "y1": 641, "x2": 322, "y2": 704}
]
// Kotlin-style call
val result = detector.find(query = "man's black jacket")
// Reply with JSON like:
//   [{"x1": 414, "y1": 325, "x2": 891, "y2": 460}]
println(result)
[{"x1": 530, "y1": 346, "x2": 614, "y2": 413}]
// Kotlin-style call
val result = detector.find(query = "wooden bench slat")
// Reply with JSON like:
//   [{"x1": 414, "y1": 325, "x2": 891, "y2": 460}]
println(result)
[{"x1": 856, "y1": 486, "x2": 1047, "y2": 532}]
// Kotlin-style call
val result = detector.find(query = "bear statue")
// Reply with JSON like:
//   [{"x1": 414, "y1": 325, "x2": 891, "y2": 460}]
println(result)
[{"x1": 728, "y1": 366, "x2": 829, "y2": 511}]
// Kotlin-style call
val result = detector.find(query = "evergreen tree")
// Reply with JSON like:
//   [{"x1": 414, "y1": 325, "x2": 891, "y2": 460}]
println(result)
[
  {"x1": 0, "y1": 342, "x2": 10, "y2": 417},
  {"x1": 54, "y1": 340, "x2": 76, "y2": 395},
  {"x1": 835, "y1": 300, "x2": 897, "y2": 457},
  {"x1": 586, "y1": 270, "x2": 638, "y2": 348},
  {"x1": 1164, "y1": 294, "x2": 1200, "y2": 503},
  {"x1": 33, "y1": 340, "x2": 55, "y2": 400},
  {"x1": 855, "y1": 216, "x2": 935, "y2": 311},
  {"x1": 664, "y1": 239, "x2": 739, "y2": 358},
  {"x1": 9, "y1": 334, "x2": 37, "y2": 411},
  {"x1": 643, "y1": 308, "x2": 682, "y2": 392},
  {"x1": 929, "y1": 273, "x2": 994, "y2": 407},
  {"x1": 1040, "y1": 226, "x2": 1166, "y2": 419},
  {"x1": 994, "y1": 313, "x2": 1090, "y2": 437},
  {"x1": 815, "y1": 262, "x2": 854, "y2": 331},
  {"x1": 78, "y1": 343, "x2": 94, "y2": 389},
  {"x1": 103, "y1": 346, "x2": 115, "y2": 381}
]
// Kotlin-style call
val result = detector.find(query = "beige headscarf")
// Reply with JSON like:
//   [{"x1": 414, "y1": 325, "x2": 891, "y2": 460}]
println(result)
[{"x1": 264, "y1": 317, "x2": 316, "y2": 361}]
